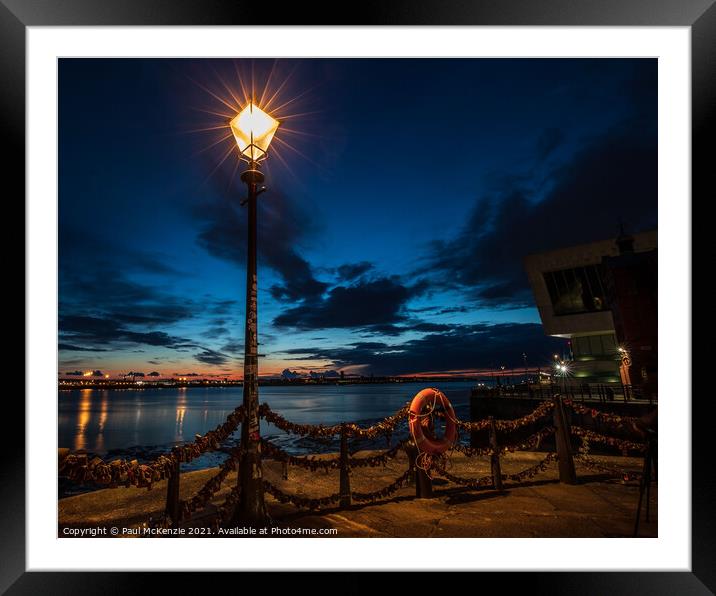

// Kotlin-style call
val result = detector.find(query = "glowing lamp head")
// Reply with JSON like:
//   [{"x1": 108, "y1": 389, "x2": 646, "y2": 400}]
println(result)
[{"x1": 229, "y1": 102, "x2": 279, "y2": 162}]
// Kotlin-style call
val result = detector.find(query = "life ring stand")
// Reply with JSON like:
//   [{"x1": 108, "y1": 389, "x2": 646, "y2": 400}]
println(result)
[{"x1": 408, "y1": 388, "x2": 458, "y2": 461}]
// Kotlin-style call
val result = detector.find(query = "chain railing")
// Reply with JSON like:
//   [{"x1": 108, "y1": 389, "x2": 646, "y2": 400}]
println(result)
[
  {"x1": 435, "y1": 452, "x2": 558, "y2": 488},
  {"x1": 258, "y1": 403, "x2": 410, "y2": 438},
  {"x1": 58, "y1": 394, "x2": 651, "y2": 532},
  {"x1": 59, "y1": 404, "x2": 246, "y2": 488}
]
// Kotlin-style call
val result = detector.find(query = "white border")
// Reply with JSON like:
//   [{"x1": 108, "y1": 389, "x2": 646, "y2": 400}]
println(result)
[{"x1": 27, "y1": 26, "x2": 691, "y2": 571}]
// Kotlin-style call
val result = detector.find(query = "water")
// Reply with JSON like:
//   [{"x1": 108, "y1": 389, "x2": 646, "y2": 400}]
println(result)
[{"x1": 58, "y1": 382, "x2": 474, "y2": 470}]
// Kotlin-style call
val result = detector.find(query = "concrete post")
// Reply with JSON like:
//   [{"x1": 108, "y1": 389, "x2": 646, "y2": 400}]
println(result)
[
  {"x1": 489, "y1": 417, "x2": 503, "y2": 490},
  {"x1": 553, "y1": 395, "x2": 577, "y2": 484}
]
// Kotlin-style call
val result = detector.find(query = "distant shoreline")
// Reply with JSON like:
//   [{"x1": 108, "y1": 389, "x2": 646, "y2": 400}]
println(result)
[{"x1": 57, "y1": 376, "x2": 495, "y2": 391}]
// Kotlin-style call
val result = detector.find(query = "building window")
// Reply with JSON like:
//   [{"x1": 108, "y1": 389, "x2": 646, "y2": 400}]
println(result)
[
  {"x1": 573, "y1": 333, "x2": 618, "y2": 358},
  {"x1": 543, "y1": 265, "x2": 608, "y2": 316}
]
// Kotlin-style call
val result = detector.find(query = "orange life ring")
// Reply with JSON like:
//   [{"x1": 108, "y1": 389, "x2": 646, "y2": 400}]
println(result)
[{"x1": 408, "y1": 388, "x2": 457, "y2": 455}]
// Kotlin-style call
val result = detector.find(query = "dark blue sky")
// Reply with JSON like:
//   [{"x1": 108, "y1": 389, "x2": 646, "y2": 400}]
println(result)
[{"x1": 58, "y1": 58, "x2": 657, "y2": 378}]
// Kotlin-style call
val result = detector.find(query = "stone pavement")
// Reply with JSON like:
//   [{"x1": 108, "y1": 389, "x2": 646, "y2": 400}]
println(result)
[{"x1": 58, "y1": 451, "x2": 656, "y2": 538}]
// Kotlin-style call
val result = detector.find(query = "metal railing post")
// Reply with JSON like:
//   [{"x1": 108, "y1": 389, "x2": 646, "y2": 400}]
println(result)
[
  {"x1": 404, "y1": 439, "x2": 432, "y2": 498},
  {"x1": 165, "y1": 455, "x2": 181, "y2": 524},
  {"x1": 339, "y1": 424, "x2": 351, "y2": 507}
]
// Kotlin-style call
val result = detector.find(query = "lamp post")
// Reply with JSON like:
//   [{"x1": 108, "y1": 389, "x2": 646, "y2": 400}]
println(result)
[
  {"x1": 555, "y1": 362, "x2": 569, "y2": 395},
  {"x1": 228, "y1": 102, "x2": 279, "y2": 524}
]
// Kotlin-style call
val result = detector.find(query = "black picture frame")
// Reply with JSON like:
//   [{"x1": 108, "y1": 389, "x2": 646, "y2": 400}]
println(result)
[{"x1": 8, "y1": 0, "x2": 708, "y2": 592}]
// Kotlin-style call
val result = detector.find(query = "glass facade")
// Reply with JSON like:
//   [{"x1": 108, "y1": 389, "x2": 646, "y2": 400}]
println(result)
[
  {"x1": 543, "y1": 264, "x2": 609, "y2": 316},
  {"x1": 572, "y1": 333, "x2": 618, "y2": 359}
]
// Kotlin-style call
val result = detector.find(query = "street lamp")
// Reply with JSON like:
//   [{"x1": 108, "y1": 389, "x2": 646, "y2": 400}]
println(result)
[
  {"x1": 229, "y1": 101, "x2": 279, "y2": 525},
  {"x1": 229, "y1": 102, "x2": 280, "y2": 163},
  {"x1": 555, "y1": 362, "x2": 569, "y2": 394}
]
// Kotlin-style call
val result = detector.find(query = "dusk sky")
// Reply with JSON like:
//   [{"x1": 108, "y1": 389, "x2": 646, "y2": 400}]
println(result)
[{"x1": 58, "y1": 58, "x2": 657, "y2": 379}]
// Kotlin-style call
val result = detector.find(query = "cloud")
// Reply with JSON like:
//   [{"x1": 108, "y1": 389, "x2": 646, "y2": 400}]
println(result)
[
  {"x1": 194, "y1": 349, "x2": 230, "y2": 366},
  {"x1": 279, "y1": 368, "x2": 341, "y2": 379},
  {"x1": 59, "y1": 272, "x2": 161, "y2": 317},
  {"x1": 407, "y1": 322, "x2": 454, "y2": 333},
  {"x1": 535, "y1": 127, "x2": 564, "y2": 160},
  {"x1": 335, "y1": 261, "x2": 374, "y2": 281},
  {"x1": 59, "y1": 315, "x2": 196, "y2": 350},
  {"x1": 425, "y1": 116, "x2": 657, "y2": 309},
  {"x1": 195, "y1": 189, "x2": 328, "y2": 303},
  {"x1": 280, "y1": 322, "x2": 564, "y2": 376},
  {"x1": 59, "y1": 358, "x2": 86, "y2": 366},
  {"x1": 60, "y1": 229, "x2": 194, "y2": 329},
  {"x1": 281, "y1": 369, "x2": 302, "y2": 379},
  {"x1": 58, "y1": 343, "x2": 106, "y2": 352},
  {"x1": 273, "y1": 276, "x2": 426, "y2": 331},
  {"x1": 111, "y1": 305, "x2": 197, "y2": 327},
  {"x1": 58, "y1": 225, "x2": 242, "y2": 353},
  {"x1": 220, "y1": 340, "x2": 244, "y2": 355},
  {"x1": 208, "y1": 300, "x2": 238, "y2": 315},
  {"x1": 200, "y1": 326, "x2": 229, "y2": 339},
  {"x1": 357, "y1": 323, "x2": 406, "y2": 337},
  {"x1": 60, "y1": 226, "x2": 185, "y2": 278},
  {"x1": 437, "y1": 306, "x2": 469, "y2": 315},
  {"x1": 356, "y1": 320, "x2": 454, "y2": 337},
  {"x1": 310, "y1": 370, "x2": 340, "y2": 378}
]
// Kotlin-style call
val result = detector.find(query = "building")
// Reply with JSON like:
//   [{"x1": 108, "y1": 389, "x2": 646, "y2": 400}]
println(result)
[{"x1": 524, "y1": 229, "x2": 657, "y2": 397}]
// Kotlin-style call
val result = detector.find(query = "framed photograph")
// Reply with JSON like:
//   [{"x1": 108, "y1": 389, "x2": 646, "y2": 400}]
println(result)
[{"x1": 12, "y1": 0, "x2": 707, "y2": 590}]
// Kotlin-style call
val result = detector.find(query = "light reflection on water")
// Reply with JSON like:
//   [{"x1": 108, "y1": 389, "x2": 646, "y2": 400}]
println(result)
[
  {"x1": 175, "y1": 391, "x2": 187, "y2": 440},
  {"x1": 58, "y1": 382, "x2": 474, "y2": 461}
]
